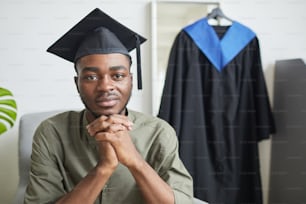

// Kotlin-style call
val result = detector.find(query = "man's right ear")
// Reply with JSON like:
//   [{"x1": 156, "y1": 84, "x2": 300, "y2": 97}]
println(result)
[{"x1": 74, "y1": 76, "x2": 80, "y2": 93}]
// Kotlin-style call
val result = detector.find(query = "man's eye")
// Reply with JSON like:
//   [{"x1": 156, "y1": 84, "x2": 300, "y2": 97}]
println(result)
[
  {"x1": 84, "y1": 75, "x2": 98, "y2": 81},
  {"x1": 113, "y1": 73, "x2": 126, "y2": 80}
]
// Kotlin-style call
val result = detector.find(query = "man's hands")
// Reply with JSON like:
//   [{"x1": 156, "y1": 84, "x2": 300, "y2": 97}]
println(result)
[
  {"x1": 56, "y1": 113, "x2": 175, "y2": 204},
  {"x1": 55, "y1": 114, "x2": 135, "y2": 204},
  {"x1": 86, "y1": 114, "x2": 175, "y2": 204},
  {"x1": 87, "y1": 114, "x2": 142, "y2": 170}
]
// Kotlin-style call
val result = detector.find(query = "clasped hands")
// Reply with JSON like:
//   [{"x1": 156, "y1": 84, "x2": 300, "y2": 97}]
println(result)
[{"x1": 86, "y1": 114, "x2": 142, "y2": 171}]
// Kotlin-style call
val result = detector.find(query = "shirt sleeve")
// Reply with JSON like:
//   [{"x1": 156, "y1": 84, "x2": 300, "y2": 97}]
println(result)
[
  {"x1": 24, "y1": 121, "x2": 66, "y2": 204},
  {"x1": 155, "y1": 122, "x2": 194, "y2": 204}
]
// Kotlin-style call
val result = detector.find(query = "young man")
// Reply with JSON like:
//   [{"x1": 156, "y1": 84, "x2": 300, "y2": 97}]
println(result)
[{"x1": 24, "y1": 8, "x2": 193, "y2": 204}]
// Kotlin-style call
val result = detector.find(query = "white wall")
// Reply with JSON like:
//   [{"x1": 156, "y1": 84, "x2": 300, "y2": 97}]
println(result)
[{"x1": 0, "y1": 0, "x2": 305, "y2": 203}]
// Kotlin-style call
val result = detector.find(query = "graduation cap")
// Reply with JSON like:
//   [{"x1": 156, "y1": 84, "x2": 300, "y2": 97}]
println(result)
[{"x1": 47, "y1": 8, "x2": 147, "y2": 89}]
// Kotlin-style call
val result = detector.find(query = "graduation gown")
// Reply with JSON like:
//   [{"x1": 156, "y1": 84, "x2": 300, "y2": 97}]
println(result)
[{"x1": 158, "y1": 18, "x2": 275, "y2": 204}]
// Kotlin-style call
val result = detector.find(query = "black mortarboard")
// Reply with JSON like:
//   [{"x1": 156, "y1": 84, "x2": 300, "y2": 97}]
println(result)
[{"x1": 47, "y1": 8, "x2": 146, "y2": 89}]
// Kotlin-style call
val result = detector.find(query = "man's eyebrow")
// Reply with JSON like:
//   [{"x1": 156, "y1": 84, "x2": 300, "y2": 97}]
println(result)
[
  {"x1": 81, "y1": 65, "x2": 128, "y2": 73},
  {"x1": 81, "y1": 67, "x2": 99, "y2": 72},
  {"x1": 109, "y1": 65, "x2": 128, "y2": 71}
]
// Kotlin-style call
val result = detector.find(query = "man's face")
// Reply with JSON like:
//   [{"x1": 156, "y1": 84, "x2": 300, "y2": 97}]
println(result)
[{"x1": 75, "y1": 53, "x2": 133, "y2": 117}]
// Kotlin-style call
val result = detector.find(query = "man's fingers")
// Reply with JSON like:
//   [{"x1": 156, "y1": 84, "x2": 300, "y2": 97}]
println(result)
[
  {"x1": 94, "y1": 132, "x2": 118, "y2": 143},
  {"x1": 87, "y1": 115, "x2": 133, "y2": 136},
  {"x1": 106, "y1": 115, "x2": 133, "y2": 130}
]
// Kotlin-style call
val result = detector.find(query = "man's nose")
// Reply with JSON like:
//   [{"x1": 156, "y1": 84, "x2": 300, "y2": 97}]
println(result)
[{"x1": 96, "y1": 75, "x2": 114, "y2": 91}]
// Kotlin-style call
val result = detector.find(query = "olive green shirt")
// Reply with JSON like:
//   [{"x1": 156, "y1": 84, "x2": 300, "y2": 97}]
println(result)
[{"x1": 24, "y1": 110, "x2": 193, "y2": 203}]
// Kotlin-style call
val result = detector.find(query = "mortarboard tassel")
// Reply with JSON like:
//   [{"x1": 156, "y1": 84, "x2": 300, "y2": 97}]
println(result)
[{"x1": 135, "y1": 34, "x2": 142, "y2": 90}]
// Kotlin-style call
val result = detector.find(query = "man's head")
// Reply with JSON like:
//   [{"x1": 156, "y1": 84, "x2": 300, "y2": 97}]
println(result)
[
  {"x1": 73, "y1": 27, "x2": 133, "y2": 116},
  {"x1": 46, "y1": 8, "x2": 146, "y2": 117},
  {"x1": 75, "y1": 53, "x2": 133, "y2": 116}
]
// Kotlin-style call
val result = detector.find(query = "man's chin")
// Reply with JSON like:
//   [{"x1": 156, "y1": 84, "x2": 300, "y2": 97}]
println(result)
[
  {"x1": 90, "y1": 107, "x2": 126, "y2": 117},
  {"x1": 92, "y1": 110, "x2": 115, "y2": 117}
]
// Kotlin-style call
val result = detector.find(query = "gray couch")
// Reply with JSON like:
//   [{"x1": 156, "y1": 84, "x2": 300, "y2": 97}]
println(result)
[{"x1": 13, "y1": 110, "x2": 208, "y2": 204}]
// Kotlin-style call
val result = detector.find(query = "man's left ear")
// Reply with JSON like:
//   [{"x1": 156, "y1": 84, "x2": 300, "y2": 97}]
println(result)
[
  {"x1": 130, "y1": 73, "x2": 133, "y2": 86},
  {"x1": 74, "y1": 76, "x2": 80, "y2": 93}
]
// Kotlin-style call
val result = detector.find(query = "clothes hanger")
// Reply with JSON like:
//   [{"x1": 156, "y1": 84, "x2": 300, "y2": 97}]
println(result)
[{"x1": 207, "y1": 7, "x2": 233, "y2": 24}]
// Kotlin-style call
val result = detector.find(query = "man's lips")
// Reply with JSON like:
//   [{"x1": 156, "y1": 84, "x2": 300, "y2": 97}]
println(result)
[{"x1": 95, "y1": 97, "x2": 119, "y2": 107}]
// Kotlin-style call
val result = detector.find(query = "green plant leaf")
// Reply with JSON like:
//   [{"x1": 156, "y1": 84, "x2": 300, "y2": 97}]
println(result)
[
  {"x1": 0, "y1": 107, "x2": 17, "y2": 120},
  {"x1": 0, "y1": 123, "x2": 7, "y2": 135},
  {"x1": 0, "y1": 87, "x2": 13, "y2": 97},
  {"x1": 0, "y1": 99, "x2": 17, "y2": 109},
  {"x1": 0, "y1": 87, "x2": 17, "y2": 135},
  {"x1": 0, "y1": 115, "x2": 14, "y2": 126}
]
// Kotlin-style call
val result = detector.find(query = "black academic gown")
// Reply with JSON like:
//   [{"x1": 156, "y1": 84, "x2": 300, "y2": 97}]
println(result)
[{"x1": 158, "y1": 18, "x2": 275, "y2": 204}]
